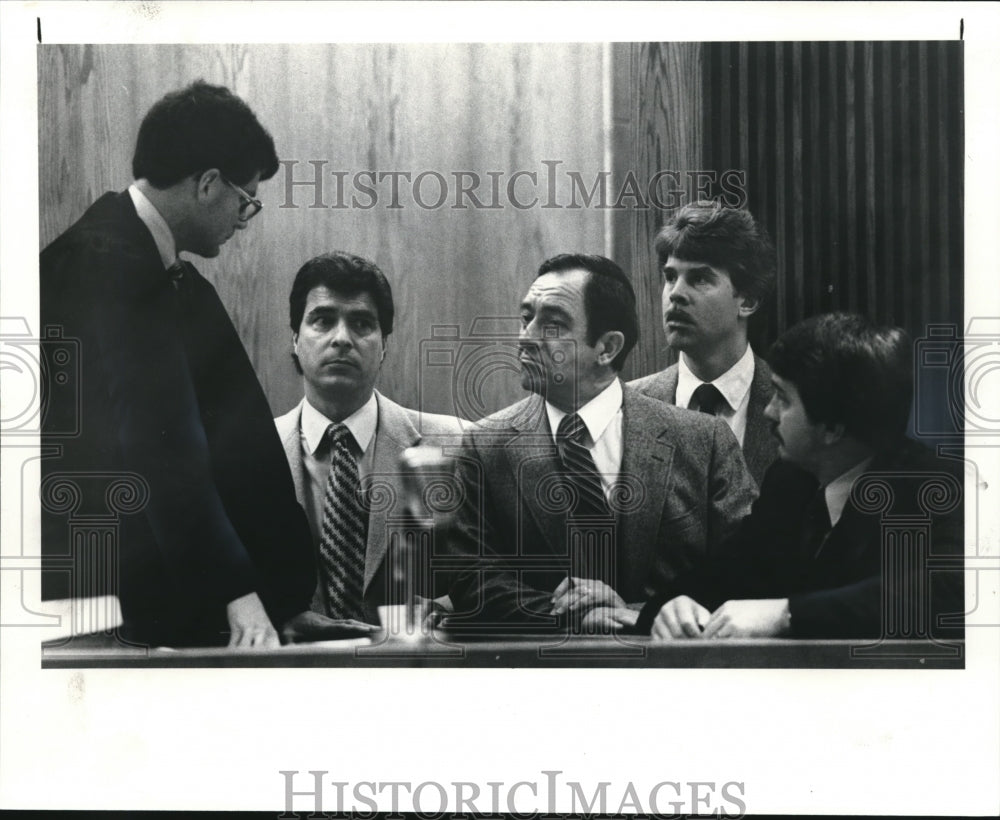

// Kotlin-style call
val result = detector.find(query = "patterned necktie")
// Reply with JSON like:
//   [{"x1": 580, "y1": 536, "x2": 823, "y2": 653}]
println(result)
[
  {"x1": 690, "y1": 382, "x2": 727, "y2": 416},
  {"x1": 556, "y1": 412, "x2": 612, "y2": 519},
  {"x1": 317, "y1": 423, "x2": 368, "y2": 620}
]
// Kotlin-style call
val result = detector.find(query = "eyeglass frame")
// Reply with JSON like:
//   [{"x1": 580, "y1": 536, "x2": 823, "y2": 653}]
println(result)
[{"x1": 220, "y1": 175, "x2": 263, "y2": 222}]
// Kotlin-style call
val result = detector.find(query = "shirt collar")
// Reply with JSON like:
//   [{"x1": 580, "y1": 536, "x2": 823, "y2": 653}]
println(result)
[
  {"x1": 546, "y1": 378, "x2": 623, "y2": 445},
  {"x1": 301, "y1": 392, "x2": 379, "y2": 455},
  {"x1": 128, "y1": 183, "x2": 178, "y2": 269},
  {"x1": 824, "y1": 456, "x2": 875, "y2": 527},
  {"x1": 676, "y1": 344, "x2": 755, "y2": 412}
]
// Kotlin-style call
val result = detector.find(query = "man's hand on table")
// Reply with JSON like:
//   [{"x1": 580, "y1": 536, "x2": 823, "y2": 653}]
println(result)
[
  {"x1": 551, "y1": 577, "x2": 626, "y2": 615},
  {"x1": 702, "y1": 599, "x2": 791, "y2": 638},
  {"x1": 579, "y1": 606, "x2": 639, "y2": 634},
  {"x1": 651, "y1": 595, "x2": 791, "y2": 639},
  {"x1": 418, "y1": 595, "x2": 453, "y2": 631},
  {"x1": 280, "y1": 611, "x2": 380, "y2": 644},
  {"x1": 226, "y1": 591, "x2": 281, "y2": 649},
  {"x1": 652, "y1": 595, "x2": 711, "y2": 639}
]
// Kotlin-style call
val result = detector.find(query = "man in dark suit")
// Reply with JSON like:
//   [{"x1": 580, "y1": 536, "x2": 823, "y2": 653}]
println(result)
[
  {"x1": 274, "y1": 252, "x2": 464, "y2": 624},
  {"x1": 40, "y1": 81, "x2": 325, "y2": 648},
  {"x1": 445, "y1": 254, "x2": 757, "y2": 632},
  {"x1": 637, "y1": 313, "x2": 964, "y2": 640},
  {"x1": 629, "y1": 202, "x2": 778, "y2": 487}
]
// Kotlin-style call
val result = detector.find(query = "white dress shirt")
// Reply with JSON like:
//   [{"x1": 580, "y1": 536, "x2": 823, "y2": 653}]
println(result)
[
  {"x1": 128, "y1": 183, "x2": 177, "y2": 268},
  {"x1": 676, "y1": 344, "x2": 755, "y2": 445},
  {"x1": 545, "y1": 378, "x2": 624, "y2": 500},
  {"x1": 298, "y1": 393, "x2": 379, "y2": 544}
]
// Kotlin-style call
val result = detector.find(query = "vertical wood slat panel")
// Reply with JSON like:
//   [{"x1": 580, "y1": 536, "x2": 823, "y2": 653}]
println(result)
[
  {"x1": 790, "y1": 43, "x2": 804, "y2": 320},
  {"x1": 898, "y1": 43, "x2": 913, "y2": 327},
  {"x1": 825, "y1": 44, "x2": 841, "y2": 315},
  {"x1": 612, "y1": 42, "x2": 703, "y2": 380},
  {"x1": 863, "y1": 43, "x2": 878, "y2": 320},
  {"x1": 773, "y1": 44, "x2": 789, "y2": 329},
  {"x1": 877, "y1": 43, "x2": 900, "y2": 322},
  {"x1": 698, "y1": 41, "x2": 963, "y2": 348},
  {"x1": 39, "y1": 44, "x2": 609, "y2": 418},
  {"x1": 844, "y1": 43, "x2": 859, "y2": 312}
]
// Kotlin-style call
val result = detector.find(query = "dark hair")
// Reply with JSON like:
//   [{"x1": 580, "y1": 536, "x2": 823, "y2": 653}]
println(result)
[
  {"x1": 289, "y1": 251, "x2": 395, "y2": 336},
  {"x1": 768, "y1": 312, "x2": 913, "y2": 449},
  {"x1": 654, "y1": 201, "x2": 776, "y2": 308},
  {"x1": 536, "y1": 253, "x2": 638, "y2": 371},
  {"x1": 132, "y1": 80, "x2": 279, "y2": 188}
]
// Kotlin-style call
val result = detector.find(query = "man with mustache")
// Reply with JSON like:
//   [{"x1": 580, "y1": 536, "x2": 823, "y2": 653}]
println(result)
[
  {"x1": 630, "y1": 201, "x2": 778, "y2": 487},
  {"x1": 275, "y1": 252, "x2": 464, "y2": 624},
  {"x1": 444, "y1": 254, "x2": 756, "y2": 631},
  {"x1": 636, "y1": 313, "x2": 964, "y2": 640},
  {"x1": 40, "y1": 81, "x2": 321, "y2": 648}
]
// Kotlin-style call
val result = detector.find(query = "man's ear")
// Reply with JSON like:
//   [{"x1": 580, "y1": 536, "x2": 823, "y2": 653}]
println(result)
[
  {"x1": 194, "y1": 168, "x2": 222, "y2": 200},
  {"x1": 291, "y1": 331, "x2": 299, "y2": 354},
  {"x1": 380, "y1": 336, "x2": 388, "y2": 362},
  {"x1": 596, "y1": 330, "x2": 626, "y2": 367},
  {"x1": 822, "y1": 422, "x2": 846, "y2": 446},
  {"x1": 737, "y1": 293, "x2": 761, "y2": 318}
]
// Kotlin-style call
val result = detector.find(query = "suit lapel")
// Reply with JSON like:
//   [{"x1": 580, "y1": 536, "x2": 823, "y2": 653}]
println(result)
[
  {"x1": 664, "y1": 367, "x2": 679, "y2": 403},
  {"x1": 282, "y1": 402, "x2": 307, "y2": 508},
  {"x1": 617, "y1": 388, "x2": 673, "y2": 595},
  {"x1": 364, "y1": 392, "x2": 421, "y2": 592},
  {"x1": 504, "y1": 394, "x2": 567, "y2": 556},
  {"x1": 742, "y1": 354, "x2": 775, "y2": 483}
]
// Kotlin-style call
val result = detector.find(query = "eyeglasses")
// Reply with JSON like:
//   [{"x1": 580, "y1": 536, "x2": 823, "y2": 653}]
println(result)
[{"x1": 221, "y1": 176, "x2": 263, "y2": 221}]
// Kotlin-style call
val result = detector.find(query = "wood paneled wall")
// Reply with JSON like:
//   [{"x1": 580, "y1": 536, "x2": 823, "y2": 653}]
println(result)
[
  {"x1": 611, "y1": 43, "x2": 704, "y2": 380},
  {"x1": 615, "y1": 41, "x2": 964, "y2": 378},
  {"x1": 38, "y1": 44, "x2": 609, "y2": 418},
  {"x1": 703, "y1": 41, "x2": 964, "y2": 344},
  {"x1": 41, "y1": 42, "x2": 962, "y2": 412}
]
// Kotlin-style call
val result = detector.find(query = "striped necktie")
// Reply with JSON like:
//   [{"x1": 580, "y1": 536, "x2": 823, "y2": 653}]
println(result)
[
  {"x1": 317, "y1": 423, "x2": 369, "y2": 620},
  {"x1": 555, "y1": 412, "x2": 612, "y2": 519}
]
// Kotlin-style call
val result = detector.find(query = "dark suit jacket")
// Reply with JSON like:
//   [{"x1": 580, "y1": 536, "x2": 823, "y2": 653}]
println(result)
[
  {"x1": 275, "y1": 392, "x2": 464, "y2": 613},
  {"x1": 40, "y1": 191, "x2": 315, "y2": 646},
  {"x1": 635, "y1": 440, "x2": 965, "y2": 639},
  {"x1": 445, "y1": 384, "x2": 758, "y2": 626},
  {"x1": 628, "y1": 353, "x2": 778, "y2": 487}
]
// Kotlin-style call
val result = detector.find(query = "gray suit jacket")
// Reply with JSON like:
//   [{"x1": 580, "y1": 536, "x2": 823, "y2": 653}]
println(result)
[
  {"x1": 445, "y1": 384, "x2": 757, "y2": 624},
  {"x1": 628, "y1": 353, "x2": 778, "y2": 488},
  {"x1": 275, "y1": 391, "x2": 464, "y2": 611}
]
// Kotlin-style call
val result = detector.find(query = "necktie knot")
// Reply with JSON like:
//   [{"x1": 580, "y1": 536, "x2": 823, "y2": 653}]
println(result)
[
  {"x1": 327, "y1": 423, "x2": 354, "y2": 450},
  {"x1": 557, "y1": 412, "x2": 588, "y2": 444},
  {"x1": 690, "y1": 382, "x2": 727, "y2": 416},
  {"x1": 166, "y1": 259, "x2": 190, "y2": 292}
]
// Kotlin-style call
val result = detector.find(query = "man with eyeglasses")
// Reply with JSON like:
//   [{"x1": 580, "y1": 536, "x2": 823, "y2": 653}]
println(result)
[{"x1": 40, "y1": 81, "x2": 334, "y2": 649}]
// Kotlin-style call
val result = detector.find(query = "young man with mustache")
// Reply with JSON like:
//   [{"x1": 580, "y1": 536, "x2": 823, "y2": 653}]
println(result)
[{"x1": 630, "y1": 201, "x2": 778, "y2": 487}]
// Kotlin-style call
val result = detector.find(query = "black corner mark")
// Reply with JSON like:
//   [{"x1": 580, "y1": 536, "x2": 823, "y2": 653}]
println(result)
[
  {"x1": 37, "y1": 16, "x2": 42, "y2": 44},
  {"x1": 960, "y1": 18, "x2": 964, "y2": 41}
]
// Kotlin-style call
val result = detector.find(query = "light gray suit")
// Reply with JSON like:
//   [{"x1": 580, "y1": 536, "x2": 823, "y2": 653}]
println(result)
[
  {"x1": 445, "y1": 384, "x2": 758, "y2": 624},
  {"x1": 275, "y1": 390, "x2": 464, "y2": 613},
  {"x1": 628, "y1": 352, "x2": 778, "y2": 488}
]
